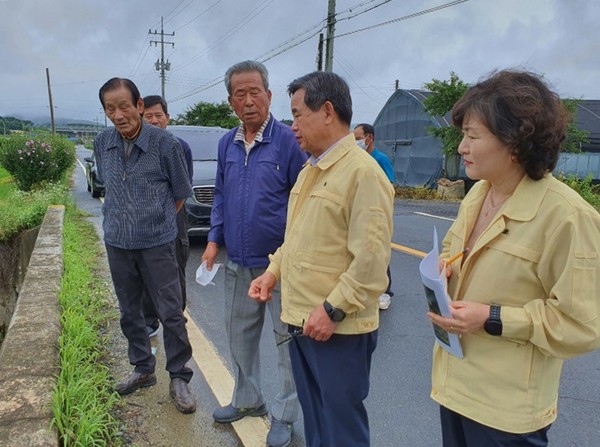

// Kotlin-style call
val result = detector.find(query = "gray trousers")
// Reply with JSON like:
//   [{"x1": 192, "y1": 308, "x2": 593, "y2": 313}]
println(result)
[
  {"x1": 224, "y1": 259, "x2": 300, "y2": 423},
  {"x1": 106, "y1": 241, "x2": 193, "y2": 382}
]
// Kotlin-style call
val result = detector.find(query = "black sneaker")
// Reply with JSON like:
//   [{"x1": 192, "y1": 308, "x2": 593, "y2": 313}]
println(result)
[
  {"x1": 212, "y1": 403, "x2": 267, "y2": 423},
  {"x1": 267, "y1": 417, "x2": 293, "y2": 447}
]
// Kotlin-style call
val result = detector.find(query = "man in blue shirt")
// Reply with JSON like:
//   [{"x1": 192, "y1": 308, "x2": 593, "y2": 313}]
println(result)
[
  {"x1": 201, "y1": 61, "x2": 306, "y2": 447},
  {"x1": 94, "y1": 78, "x2": 195, "y2": 414},
  {"x1": 354, "y1": 123, "x2": 395, "y2": 310},
  {"x1": 141, "y1": 95, "x2": 193, "y2": 338}
]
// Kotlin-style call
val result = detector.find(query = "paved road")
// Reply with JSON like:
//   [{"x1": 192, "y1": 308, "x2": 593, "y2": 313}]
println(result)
[{"x1": 74, "y1": 146, "x2": 600, "y2": 446}]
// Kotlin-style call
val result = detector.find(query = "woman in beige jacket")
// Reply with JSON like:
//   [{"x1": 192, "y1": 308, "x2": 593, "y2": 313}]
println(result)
[{"x1": 428, "y1": 70, "x2": 600, "y2": 446}]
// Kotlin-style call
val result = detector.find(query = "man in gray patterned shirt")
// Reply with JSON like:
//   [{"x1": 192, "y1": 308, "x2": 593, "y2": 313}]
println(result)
[{"x1": 94, "y1": 77, "x2": 195, "y2": 414}]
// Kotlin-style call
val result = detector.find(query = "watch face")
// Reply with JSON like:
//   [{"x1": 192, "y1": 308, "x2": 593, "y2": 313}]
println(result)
[
  {"x1": 331, "y1": 309, "x2": 345, "y2": 322},
  {"x1": 324, "y1": 301, "x2": 346, "y2": 322},
  {"x1": 484, "y1": 319, "x2": 502, "y2": 336}
]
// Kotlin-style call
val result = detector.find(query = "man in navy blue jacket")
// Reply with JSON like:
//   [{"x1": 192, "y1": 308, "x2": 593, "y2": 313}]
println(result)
[
  {"x1": 141, "y1": 95, "x2": 193, "y2": 337},
  {"x1": 201, "y1": 61, "x2": 306, "y2": 447}
]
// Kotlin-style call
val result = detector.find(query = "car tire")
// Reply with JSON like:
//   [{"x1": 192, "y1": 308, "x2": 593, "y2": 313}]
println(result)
[{"x1": 92, "y1": 186, "x2": 101, "y2": 198}]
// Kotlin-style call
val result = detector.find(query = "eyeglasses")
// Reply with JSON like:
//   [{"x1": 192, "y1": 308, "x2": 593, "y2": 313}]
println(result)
[{"x1": 274, "y1": 320, "x2": 304, "y2": 346}]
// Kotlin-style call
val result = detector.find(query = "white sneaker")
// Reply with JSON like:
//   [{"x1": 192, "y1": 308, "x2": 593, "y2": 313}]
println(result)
[{"x1": 379, "y1": 293, "x2": 391, "y2": 310}]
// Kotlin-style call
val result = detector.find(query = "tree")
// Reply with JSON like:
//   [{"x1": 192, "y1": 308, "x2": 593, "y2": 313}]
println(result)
[
  {"x1": 421, "y1": 72, "x2": 468, "y2": 158},
  {"x1": 562, "y1": 99, "x2": 589, "y2": 153},
  {"x1": 173, "y1": 101, "x2": 239, "y2": 129}
]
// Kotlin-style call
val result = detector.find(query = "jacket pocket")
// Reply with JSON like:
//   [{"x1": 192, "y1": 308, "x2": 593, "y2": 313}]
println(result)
[{"x1": 293, "y1": 251, "x2": 347, "y2": 299}]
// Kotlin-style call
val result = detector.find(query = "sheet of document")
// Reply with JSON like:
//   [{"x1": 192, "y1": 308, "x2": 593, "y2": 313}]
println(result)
[{"x1": 419, "y1": 227, "x2": 463, "y2": 358}]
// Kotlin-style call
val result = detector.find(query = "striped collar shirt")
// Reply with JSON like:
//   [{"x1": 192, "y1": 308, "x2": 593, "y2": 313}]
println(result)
[{"x1": 234, "y1": 115, "x2": 270, "y2": 153}]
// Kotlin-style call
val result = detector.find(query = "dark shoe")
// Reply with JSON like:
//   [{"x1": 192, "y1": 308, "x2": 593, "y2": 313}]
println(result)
[
  {"x1": 213, "y1": 403, "x2": 267, "y2": 423},
  {"x1": 267, "y1": 417, "x2": 293, "y2": 447},
  {"x1": 170, "y1": 378, "x2": 196, "y2": 414},
  {"x1": 115, "y1": 371, "x2": 157, "y2": 395},
  {"x1": 145, "y1": 323, "x2": 160, "y2": 338}
]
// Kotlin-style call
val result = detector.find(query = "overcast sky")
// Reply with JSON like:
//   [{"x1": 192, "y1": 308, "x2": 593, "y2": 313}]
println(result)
[{"x1": 1, "y1": 0, "x2": 599, "y2": 127}]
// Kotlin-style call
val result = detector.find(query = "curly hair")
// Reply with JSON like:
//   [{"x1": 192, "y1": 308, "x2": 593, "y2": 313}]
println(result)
[{"x1": 452, "y1": 70, "x2": 569, "y2": 180}]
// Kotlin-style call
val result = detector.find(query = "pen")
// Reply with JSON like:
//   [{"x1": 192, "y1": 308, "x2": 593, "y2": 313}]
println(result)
[{"x1": 446, "y1": 248, "x2": 469, "y2": 266}]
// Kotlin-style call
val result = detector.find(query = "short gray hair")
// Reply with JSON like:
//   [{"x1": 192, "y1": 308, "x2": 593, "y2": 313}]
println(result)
[
  {"x1": 224, "y1": 60, "x2": 269, "y2": 95},
  {"x1": 288, "y1": 71, "x2": 353, "y2": 126}
]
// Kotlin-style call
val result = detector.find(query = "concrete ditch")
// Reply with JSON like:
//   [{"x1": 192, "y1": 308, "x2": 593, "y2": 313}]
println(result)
[{"x1": 0, "y1": 205, "x2": 64, "y2": 447}]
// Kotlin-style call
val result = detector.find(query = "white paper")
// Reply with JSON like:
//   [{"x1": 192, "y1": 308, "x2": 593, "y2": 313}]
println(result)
[
  {"x1": 195, "y1": 260, "x2": 221, "y2": 286},
  {"x1": 419, "y1": 227, "x2": 463, "y2": 358}
]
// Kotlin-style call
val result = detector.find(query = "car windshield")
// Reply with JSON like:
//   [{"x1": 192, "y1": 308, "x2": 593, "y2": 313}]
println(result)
[{"x1": 168, "y1": 126, "x2": 229, "y2": 161}]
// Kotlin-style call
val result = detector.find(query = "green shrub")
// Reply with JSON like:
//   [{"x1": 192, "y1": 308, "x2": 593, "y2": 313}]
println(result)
[
  {"x1": 558, "y1": 174, "x2": 600, "y2": 211},
  {"x1": 0, "y1": 135, "x2": 75, "y2": 191}
]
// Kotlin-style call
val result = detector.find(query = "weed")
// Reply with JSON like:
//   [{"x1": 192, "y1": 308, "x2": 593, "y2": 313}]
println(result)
[{"x1": 51, "y1": 204, "x2": 122, "y2": 446}]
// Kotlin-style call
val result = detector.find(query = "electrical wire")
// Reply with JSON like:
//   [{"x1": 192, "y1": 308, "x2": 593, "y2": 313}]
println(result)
[
  {"x1": 170, "y1": 0, "x2": 469, "y2": 103},
  {"x1": 176, "y1": 0, "x2": 275, "y2": 71},
  {"x1": 173, "y1": 0, "x2": 222, "y2": 31},
  {"x1": 336, "y1": 0, "x2": 470, "y2": 38}
]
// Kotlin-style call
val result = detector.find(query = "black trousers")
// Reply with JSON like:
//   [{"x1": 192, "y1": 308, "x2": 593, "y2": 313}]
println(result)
[
  {"x1": 289, "y1": 330, "x2": 377, "y2": 447},
  {"x1": 106, "y1": 241, "x2": 193, "y2": 382},
  {"x1": 440, "y1": 406, "x2": 550, "y2": 447},
  {"x1": 385, "y1": 264, "x2": 394, "y2": 296},
  {"x1": 143, "y1": 209, "x2": 190, "y2": 328}
]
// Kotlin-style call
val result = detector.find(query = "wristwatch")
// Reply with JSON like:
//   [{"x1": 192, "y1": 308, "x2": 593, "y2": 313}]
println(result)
[
  {"x1": 484, "y1": 304, "x2": 503, "y2": 336},
  {"x1": 323, "y1": 301, "x2": 346, "y2": 322}
]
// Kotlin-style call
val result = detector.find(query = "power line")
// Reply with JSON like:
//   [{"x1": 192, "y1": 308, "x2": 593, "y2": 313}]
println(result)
[
  {"x1": 161, "y1": 0, "x2": 190, "y2": 23},
  {"x1": 129, "y1": 35, "x2": 153, "y2": 78},
  {"x1": 173, "y1": 0, "x2": 222, "y2": 32},
  {"x1": 176, "y1": 0, "x2": 275, "y2": 71},
  {"x1": 337, "y1": 0, "x2": 394, "y2": 21},
  {"x1": 163, "y1": 0, "x2": 197, "y2": 24},
  {"x1": 170, "y1": 0, "x2": 469, "y2": 104},
  {"x1": 336, "y1": 0, "x2": 470, "y2": 38}
]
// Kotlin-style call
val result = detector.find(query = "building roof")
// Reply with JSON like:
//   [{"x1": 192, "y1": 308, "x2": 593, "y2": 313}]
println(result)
[{"x1": 575, "y1": 101, "x2": 600, "y2": 152}]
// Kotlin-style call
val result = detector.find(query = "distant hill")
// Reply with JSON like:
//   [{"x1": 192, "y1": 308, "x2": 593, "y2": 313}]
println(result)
[{"x1": 6, "y1": 114, "x2": 96, "y2": 127}]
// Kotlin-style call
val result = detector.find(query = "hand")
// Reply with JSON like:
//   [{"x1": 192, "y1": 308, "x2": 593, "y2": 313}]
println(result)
[
  {"x1": 303, "y1": 304, "x2": 336, "y2": 342},
  {"x1": 427, "y1": 301, "x2": 489, "y2": 336},
  {"x1": 439, "y1": 259, "x2": 453, "y2": 279},
  {"x1": 201, "y1": 241, "x2": 219, "y2": 270},
  {"x1": 248, "y1": 271, "x2": 277, "y2": 302}
]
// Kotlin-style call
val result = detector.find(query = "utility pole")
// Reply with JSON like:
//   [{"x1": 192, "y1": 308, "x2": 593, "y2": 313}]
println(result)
[
  {"x1": 46, "y1": 68, "x2": 56, "y2": 134},
  {"x1": 149, "y1": 17, "x2": 175, "y2": 100},
  {"x1": 325, "y1": 0, "x2": 336, "y2": 72},
  {"x1": 316, "y1": 33, "x2": 324, "y2": 71}
]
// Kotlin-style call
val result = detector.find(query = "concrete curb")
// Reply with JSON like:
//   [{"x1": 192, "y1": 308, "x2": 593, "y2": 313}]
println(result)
[{"x1": 0, "y1": 205, "x2": 64, "y2": 447}]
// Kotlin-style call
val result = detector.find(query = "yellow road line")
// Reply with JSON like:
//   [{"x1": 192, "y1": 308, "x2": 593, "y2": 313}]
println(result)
[
  {"x1": 184, "y1": 310, "x2": 269, "y2": 447},
  {"x1": 391, "y1": 242, "x2": 426, "y2": 258}
]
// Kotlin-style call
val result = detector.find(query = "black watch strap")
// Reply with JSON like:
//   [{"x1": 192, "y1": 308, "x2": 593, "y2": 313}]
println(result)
[
  {"x1": 323, "y1": 301, "x2": 346, "y2": 322},
  {"x1": 484, "y1": 304, "x2": 503, "y2": 336}
]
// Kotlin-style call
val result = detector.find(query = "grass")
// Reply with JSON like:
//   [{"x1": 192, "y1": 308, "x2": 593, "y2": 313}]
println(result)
[
  {"x1": 0, "y1": 167, "x2": 15, "y2": 201},
  {"x1": 51, "y1": 203, "x2": 122, "y2": 446},
  {"x1": 395, "y1": 185, "x2": 441, "y2": 200},
  {"x1": 0, "y1": 168, "x2": 70, "y2": 241},
  {"x1": 0, "y1": 165, "x2": 123, "y2": 445}
]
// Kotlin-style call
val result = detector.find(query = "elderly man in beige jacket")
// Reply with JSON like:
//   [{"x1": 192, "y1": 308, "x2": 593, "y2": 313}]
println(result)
[{"x1": 249, "y1": 71, "x2": 394, "y2": 447}]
